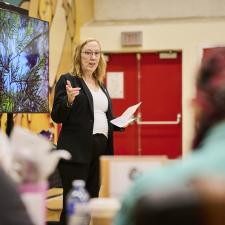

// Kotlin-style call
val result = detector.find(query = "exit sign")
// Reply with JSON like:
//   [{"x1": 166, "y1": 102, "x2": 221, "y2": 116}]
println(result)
[{"x1": 121, "y1": 31, "x2": 143, "y2": 46}]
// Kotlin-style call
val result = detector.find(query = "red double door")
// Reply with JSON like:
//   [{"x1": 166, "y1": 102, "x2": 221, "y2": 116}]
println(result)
[{"x1": 106, "y1": 52, "x2": 182, "y2": 159}]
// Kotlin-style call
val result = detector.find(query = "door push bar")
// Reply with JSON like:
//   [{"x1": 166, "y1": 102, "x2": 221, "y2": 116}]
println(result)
[{"x1": 136, "y1": 112, "x2": 181, "y2": 125}]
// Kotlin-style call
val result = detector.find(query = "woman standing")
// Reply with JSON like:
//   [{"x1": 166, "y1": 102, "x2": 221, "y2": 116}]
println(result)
[{"x1": 51, "y1": 38, "x2": 123, "y2": 225}]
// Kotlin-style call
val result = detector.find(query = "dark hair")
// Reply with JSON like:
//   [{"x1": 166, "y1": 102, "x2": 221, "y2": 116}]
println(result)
[{"x1": 192, "y1": 48, "x2": 225, "y2": 148}]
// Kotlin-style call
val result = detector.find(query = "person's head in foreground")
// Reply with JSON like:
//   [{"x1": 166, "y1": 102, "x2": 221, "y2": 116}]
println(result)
[
  {"x1": 132, "y1": 176, "x2": 225, "y2": 225},
  {"x1": 192, "y1": 47, "x2": 225, "y2": 148}
]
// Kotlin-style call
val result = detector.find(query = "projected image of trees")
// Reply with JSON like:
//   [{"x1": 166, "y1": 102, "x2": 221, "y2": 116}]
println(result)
[{"x1": 0, "y1": 9, "x2": 49, "y2": 113}]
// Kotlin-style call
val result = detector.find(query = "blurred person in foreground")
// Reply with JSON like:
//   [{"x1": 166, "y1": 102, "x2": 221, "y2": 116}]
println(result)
[
  {"x1": 114, "y1": 47, "x2": 225, "y2": 225},
  {"x1": 0, "y1": 167, "x2": 34, "y2": 225},
  {"x1": 132, "y1": 176, "x2": 225, "y2": 225},
  {"x1": 51, "y1": 38, "x2": 124, "y2": 225}
]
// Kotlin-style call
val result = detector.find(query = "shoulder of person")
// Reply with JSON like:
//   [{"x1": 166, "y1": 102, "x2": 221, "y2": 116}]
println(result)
[
  {"x1": 59, "y1": 73, "x2": 74, "y2": 80},
  {"x1": 60, "y1": 73, "x2": 84, "y2": 90},
  {"x1": 58, "y1": 73, "x2": 81, "y2": 83}
]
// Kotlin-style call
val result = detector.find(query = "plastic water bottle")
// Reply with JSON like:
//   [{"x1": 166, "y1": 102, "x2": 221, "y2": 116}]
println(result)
[{"x1": 66, "y1": 179, "x2": 90, "y2": 225}]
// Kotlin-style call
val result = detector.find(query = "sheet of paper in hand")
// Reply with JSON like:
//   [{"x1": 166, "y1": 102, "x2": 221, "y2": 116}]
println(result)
[{"x1": 110, "y1": 102, "x2": 142, "y2": 127}]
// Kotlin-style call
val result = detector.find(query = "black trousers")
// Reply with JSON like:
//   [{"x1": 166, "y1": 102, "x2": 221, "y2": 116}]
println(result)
[{"x1": 58, "y1": 133, "x2": 107, "y2": 225}]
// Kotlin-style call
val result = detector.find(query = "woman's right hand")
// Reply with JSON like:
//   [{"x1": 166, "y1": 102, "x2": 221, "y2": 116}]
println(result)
[{"x1": 66, "y1": 80, "x2": 80, "y2": 106}]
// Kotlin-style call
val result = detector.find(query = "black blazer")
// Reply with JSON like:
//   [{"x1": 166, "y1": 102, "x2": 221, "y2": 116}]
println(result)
[{"x1": 51, "y1": 73, "x2": 122, "y2": 163}]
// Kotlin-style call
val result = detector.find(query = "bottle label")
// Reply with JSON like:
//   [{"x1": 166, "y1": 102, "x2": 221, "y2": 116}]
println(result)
[
  {"x1": 67, "y1": 202, "x2": 90, "y2": 225},
  {"x1": 67, "y1": 202, "x2": 88, "y2": 215},
  {"x1": 67, "y1": 201, "x2": 75, "y2": 216}
]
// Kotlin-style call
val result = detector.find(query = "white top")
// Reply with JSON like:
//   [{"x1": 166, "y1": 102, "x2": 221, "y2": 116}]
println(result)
[{"x1": 90, "y1": 88, "x2": 108, "y2": 138}]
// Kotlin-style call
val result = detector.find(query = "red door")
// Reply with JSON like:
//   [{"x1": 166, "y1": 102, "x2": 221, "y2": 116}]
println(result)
[
  {"x1": 106, "y1": 52, "x2": 182, "y2": 158},
  {"x1": 106, "y1": 53, "x2": 138, "y2": 155},
  {"x1": 138, "y1": 53, "x2": 182, "y2": 158}
]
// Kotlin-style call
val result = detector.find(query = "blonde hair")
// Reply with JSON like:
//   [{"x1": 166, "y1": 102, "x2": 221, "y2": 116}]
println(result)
[{"x1": 71, "y1": 38, "x2": 106, "y2": 83}]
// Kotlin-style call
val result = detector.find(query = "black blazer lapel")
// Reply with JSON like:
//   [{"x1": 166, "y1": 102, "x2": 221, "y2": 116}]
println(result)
[
  {"x1": 80, "y1": 79, "x2": 94, "y2": 119},
  {"x1": 100, "y1": 84, "x2": 113, "y2": 119}
]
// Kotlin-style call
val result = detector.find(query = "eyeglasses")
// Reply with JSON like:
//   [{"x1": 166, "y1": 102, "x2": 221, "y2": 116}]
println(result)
[{"x1": 81, "y1": 51, "x2": 101, "y2": 57}]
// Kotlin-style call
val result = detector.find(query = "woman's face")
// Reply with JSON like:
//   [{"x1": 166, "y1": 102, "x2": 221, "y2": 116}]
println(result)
[{"x1": 81, "y1": 41, "x2": 101, "y2": 75}]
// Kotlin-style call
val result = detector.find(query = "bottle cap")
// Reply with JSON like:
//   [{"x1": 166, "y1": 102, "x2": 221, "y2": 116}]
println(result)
[{"x1": 72, "y1": 179, "x2": 85, "y2": 187}]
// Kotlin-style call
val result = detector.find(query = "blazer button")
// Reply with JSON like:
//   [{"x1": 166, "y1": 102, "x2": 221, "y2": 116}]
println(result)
[{"x1": 90, "y1": 119, "x2": 93, "y2": 123}]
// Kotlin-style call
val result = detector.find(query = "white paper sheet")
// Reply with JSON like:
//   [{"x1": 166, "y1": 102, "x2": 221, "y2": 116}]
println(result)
[{"x1": 110, "y1": 102, "x2": 142, "y2": 127}]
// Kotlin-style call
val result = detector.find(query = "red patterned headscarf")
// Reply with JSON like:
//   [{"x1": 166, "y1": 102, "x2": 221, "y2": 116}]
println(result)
[{"x1": 193, "y1": 47, "x2": 225, "y2": 148}]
